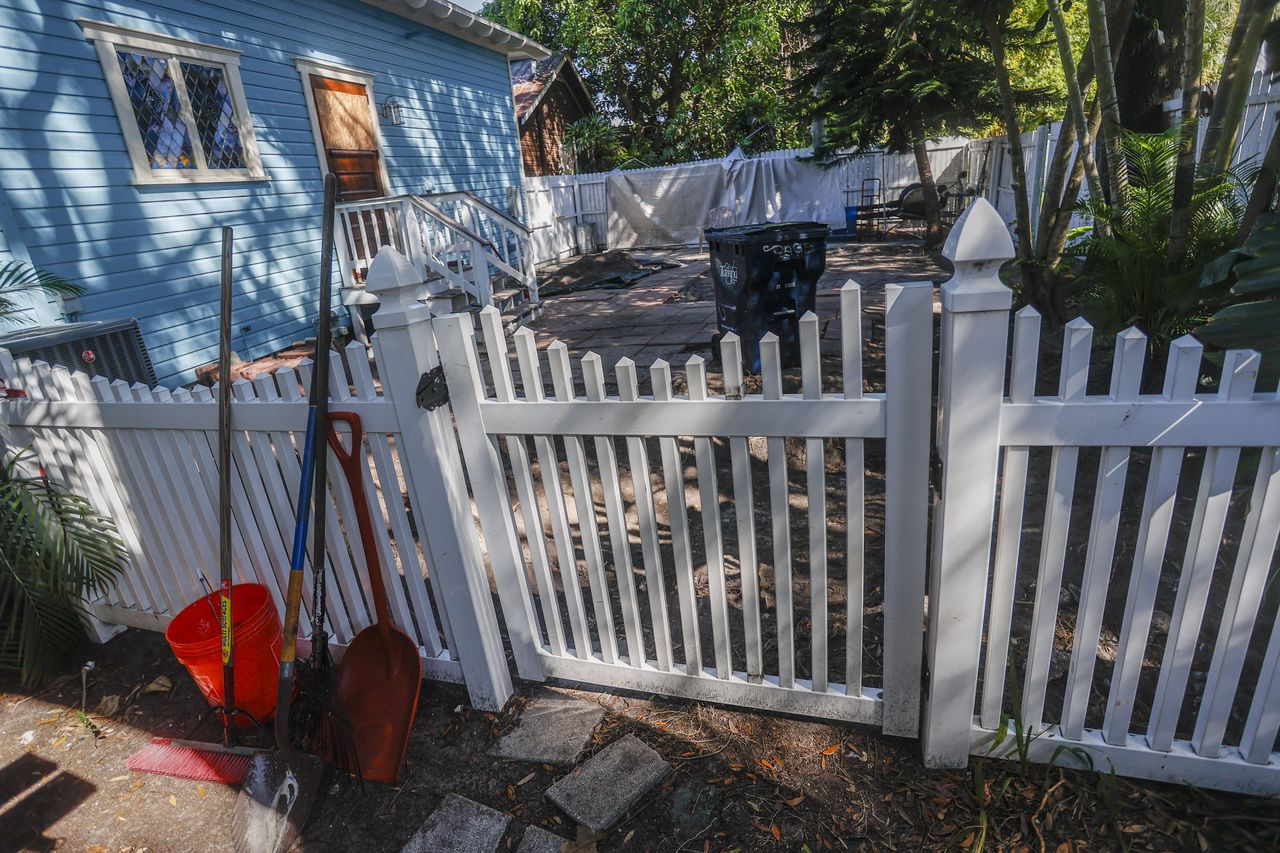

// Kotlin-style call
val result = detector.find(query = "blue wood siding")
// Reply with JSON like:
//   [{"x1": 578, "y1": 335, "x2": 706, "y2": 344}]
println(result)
[{"x1": 0, "y1": 0, "x2": 524, "y2": 381}]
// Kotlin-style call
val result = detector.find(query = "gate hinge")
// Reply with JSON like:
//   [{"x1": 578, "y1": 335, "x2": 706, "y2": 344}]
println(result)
[{"x1": 416, "y1": 366, "x2": 449, "y2": 411}]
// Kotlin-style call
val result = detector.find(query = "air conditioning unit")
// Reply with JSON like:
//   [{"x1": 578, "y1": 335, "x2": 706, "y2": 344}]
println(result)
[{"x1": 0, "y1": 318, "x2": 158, "y2": 387}]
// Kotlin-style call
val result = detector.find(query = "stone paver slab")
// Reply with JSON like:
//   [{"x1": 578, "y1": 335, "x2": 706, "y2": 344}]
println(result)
[
  {"x1": 545, "y1": 734, "x2": 671, "y2": 832},
  {"x1": 401, "y1": 794, "x2": 509, "y2": 853},
  {"x1": 516, "y1": 826, "x2": 568, "y2": 853},
  {"x1": 489, "y1": 690, "x2": 605, "y2": 766}
]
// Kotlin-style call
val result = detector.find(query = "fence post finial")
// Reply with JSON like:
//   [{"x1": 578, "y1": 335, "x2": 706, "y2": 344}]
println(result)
[
  {"x1": 922, "y1": 197, "x2": 1015, "y2": 768},
  {"x1": 364, "y1": 245, "x2": 425, "y2": 323}
]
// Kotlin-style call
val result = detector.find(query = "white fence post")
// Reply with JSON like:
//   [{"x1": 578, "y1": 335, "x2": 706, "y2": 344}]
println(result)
[
  {"x1": 364, "y1": 246, "x2": 514, "y2": 711},
  {"x1": 922, "y1": 199, "x2": 1015, "y2": 768}
]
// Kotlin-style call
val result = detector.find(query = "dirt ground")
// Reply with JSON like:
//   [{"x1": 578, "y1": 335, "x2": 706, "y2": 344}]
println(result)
[
  {"x1": 3, "y1": 630, "x2": 1279, "y2": 853},
  {"x1": 4, "y1": 241, "x2": 1279, "y2": 852}
]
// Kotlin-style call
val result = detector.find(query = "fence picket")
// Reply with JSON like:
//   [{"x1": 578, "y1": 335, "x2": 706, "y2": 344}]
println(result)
[
  {"x1": 323, "y1": 359, "x2": 377, "y2": 631},
  {"x1": 1022, "y1": 318, "x2": 1093, "y2": 731},
  {"x1": 478, "y1": 314, "x2": 565, "y2": 658},
  {"x1": 800, "y1": 313, "x2": 828, "y2": 692},
  {"x1": 1148, "y1": 350, "x2": 1260, "y2": 752},
  {"x1": 653, "y1": 358, "x2": 702, "y2": 675},
  {"x1": 1102, "y1": 337, "x2": 1201, "y2": 744},
  {"x1": 881, "y1": 281, "x2": 933, "y2": 736},
  {"x1": 180, "y1": 381, "x2": 277, "y2": 607},
  {"x1": 689, "y1": 355, "x2": 731, "y2": 679},
  {"x1": 62, "y1": 369, "x2": 155, "y2": 612},
  {"x1": 548, "y1": 343, "x2": 619, "y2": 665},
  {"x1": 840, "y1": 283, "x2": 864, "y2": 695},
  {"x1": 761, "y1": 334, "x2": 794, "y2": 688},
  {"x1": 512, "y1": 329, "x2": 591, "y2": 659},
  {"x1": 112, "y1": 380, "x2": 205, "y2": 607},
  {"x1": 1241, "y1": 598, "x2": 1280, "y2": 764},
  {"x1": 1060, "y1": 328, "x2": 1145, "y2": 740},
  {"x1": 981, "y1": 306, "x2": 1041, "y2": 728},
  {"x1": 720, "y1": 333, "x2": 762, "y2": 680},
  {"x1": 583, "y1": 352, "x2": 644, "y2": 666},
  {"x1": 344, "y1": 344, "x2": 445, "y2": 657},
  {"x1": 434, "y1": 314, "x2": 545, "y2": 680},
  {"x1": 617, "y1": 357, "x2": 674, "y2": 671},
  {"x1": 86, "y1": 377, "x2": 183, "y2": 614},
  {"x1": 35, "y1": 364, "x2": 141, "y2": 610},
  {"x1": 1193, "y1": 438, "x2": 1280, "y2": 757}
]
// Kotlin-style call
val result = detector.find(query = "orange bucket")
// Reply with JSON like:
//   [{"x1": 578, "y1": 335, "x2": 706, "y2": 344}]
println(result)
[{"x1": 166, "y1": 583, "x2": 281, "y2": 729}]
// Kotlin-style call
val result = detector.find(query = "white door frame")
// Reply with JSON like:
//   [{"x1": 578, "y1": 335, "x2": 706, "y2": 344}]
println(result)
[{"x1": 294, "y1": 57, "x2": 393, "y2": 196}]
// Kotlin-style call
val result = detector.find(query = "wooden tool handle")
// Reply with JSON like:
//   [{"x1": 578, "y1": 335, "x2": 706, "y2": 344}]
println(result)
[{"x1": 326, "y1": 412, "x2": 394, "y2": 628}]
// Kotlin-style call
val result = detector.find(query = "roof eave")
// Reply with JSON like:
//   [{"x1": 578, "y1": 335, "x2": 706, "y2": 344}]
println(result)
[{"x1": 359, "y1": 0, "x2": 552, "y2": 59}]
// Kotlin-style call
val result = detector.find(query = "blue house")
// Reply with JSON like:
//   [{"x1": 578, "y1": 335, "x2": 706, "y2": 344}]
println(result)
[{"x1": 0, "y1": 0, "x2": 546, "y2": 382}]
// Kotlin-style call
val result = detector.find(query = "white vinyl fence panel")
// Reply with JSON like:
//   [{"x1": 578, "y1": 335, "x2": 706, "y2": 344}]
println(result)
[{"x1": 3, "y1": 199, "x2": 1279, "y2": 795}]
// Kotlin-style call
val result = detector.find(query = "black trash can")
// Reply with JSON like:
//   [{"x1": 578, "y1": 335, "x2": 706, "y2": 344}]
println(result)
[{"x1": 705, "y1": 221, "x2": 829, "y2": 372}]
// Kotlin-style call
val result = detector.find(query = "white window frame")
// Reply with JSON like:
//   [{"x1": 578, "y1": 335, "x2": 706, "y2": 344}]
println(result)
[
  {"x1": 294, "y1": 58, "x2": 392, "y2": 197},
  {"x1": 80, "y1": 19, "x2": 268, "y2": 185}
]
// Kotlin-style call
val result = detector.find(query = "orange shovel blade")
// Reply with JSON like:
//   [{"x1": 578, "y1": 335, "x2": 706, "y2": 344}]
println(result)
[{"x1": 338, "y1": 623, "x2": 422, "y2": 784}]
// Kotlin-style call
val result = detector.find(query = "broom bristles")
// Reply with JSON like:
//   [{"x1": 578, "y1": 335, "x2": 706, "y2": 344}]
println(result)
[{"x1": 126, "y1": 738, "x2": 252, "y2": 785}]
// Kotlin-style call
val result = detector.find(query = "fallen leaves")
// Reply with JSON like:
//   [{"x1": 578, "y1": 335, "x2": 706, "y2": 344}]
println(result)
[{"x1": 144, "y1": 675, "x2": 172, "y2": 694}]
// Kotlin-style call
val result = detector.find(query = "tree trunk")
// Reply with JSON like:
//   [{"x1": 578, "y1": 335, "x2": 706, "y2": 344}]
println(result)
[
  {"x1": 1037, "y1": 0, "x2": 1136, "y2": 261},
  {"x1": 912, "y1": 139, "x2": 944, "y2": 248},
  {"x1": 1047, "y1": 0, "x2": 1106, "y2": 211},
  {"x1": 1115, "y1": 0, "x2": 1185, "y2": 132},
  {"x1": 1166, "y1": 0, "x2": 1205, "y2": 270},
  {"x1": 1199, "y1": 0, "x2": 1271, "y2": 175},
  {"x1": 1088, "y1": 0, "x2": 1129, "y2": 205},
  {"x1": 983, "y1": 12, "x2": 1037, "y2": 298},
  {"x1": 1240, "y1": 107, "x2": 1280, "y2": 241},
  {"x1": 1047, "y1": 104, "x2": 1106, "y2": 269}
]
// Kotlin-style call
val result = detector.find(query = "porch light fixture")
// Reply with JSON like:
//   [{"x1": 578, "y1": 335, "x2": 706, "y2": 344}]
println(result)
[{"x1": 381, "y1": 96, "x2": 405, "y2": 126}]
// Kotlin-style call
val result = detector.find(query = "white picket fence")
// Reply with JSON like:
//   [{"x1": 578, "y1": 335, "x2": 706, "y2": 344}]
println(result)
[
  {"x1": 434, "y1": 280, "x2": 931, "y2": 734},
  {"x1": 1, "y1": 200, "x2": 1277, "y2": 795}
]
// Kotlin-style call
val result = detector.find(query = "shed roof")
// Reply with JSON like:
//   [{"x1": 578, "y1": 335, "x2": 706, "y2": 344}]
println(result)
[
  {"x1": 510, "y1": 53, "x2": 594, "y2": 124},
  {"x1": 359, "y1": 0, "x2": 550, "y2": 59}
]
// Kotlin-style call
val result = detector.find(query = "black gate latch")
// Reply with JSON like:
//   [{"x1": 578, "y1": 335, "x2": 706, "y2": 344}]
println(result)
[{"x1": 415, "y1": 366, "x2": 449, "y2": 411}]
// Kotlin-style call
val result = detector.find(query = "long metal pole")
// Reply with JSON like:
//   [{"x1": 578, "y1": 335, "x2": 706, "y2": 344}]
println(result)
[{"x1": 218, "y1": 226, "x2": 236, "y2": 746}]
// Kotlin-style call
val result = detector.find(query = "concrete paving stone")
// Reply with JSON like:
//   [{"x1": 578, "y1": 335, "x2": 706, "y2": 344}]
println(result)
[
  {"x1": 646, "y1": 323, "x2": 713, "y2": 345},
  {"x1": 401, "y1": 794, "x2": 509, "y2": 853},
  {"x1": 489, "y1": 690, "x2": 606, "y2": 766},
  {"x1": 516, "y1": 826, "x2": 569, "y2": 853},
  {"x1": 545, "y1": 734, "x2": 671, "y2": 833}
]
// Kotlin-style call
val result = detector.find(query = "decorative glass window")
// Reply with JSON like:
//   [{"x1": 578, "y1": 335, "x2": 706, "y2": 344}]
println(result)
[{"x1": 80, "y1": 20, "x2": 266, "y2": 184}]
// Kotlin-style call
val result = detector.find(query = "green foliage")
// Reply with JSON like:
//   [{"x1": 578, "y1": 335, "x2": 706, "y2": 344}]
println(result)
[
  {"x1": 1069, "y1": 125, "x2": 1247, "y2": 348},
  {"x1": 795, "y1": 0, "x2": 1012, "y2": 154},
  {"x1": 1197, "y1": 212, "x2": 1280, "y2": 383},
  {"x1": 563, "y1": 114, "x2": 620, "y2": 173},
  {"x1": 483, "y1": 0, "x2": 810, "y2": 165},
  {"x1": 0, "y1": 261, "x2": 82, "y2": 327},
  {"x1": 0, "y1": 448, "x2": 127, "y2": 685}
]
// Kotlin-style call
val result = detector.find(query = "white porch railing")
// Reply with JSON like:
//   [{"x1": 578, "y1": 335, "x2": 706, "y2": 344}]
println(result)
[{"x1": 334, "y1": 192, "x2": 538, "y2": 310}]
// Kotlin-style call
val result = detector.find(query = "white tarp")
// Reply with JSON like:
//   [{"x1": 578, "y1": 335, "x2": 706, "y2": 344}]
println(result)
[{"x1": 606, "y1": 154, "x2": 846, "y2": 248}]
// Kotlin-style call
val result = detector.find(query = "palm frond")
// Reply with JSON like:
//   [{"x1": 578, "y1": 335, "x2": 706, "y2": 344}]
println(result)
[
  {"x1": 0, "y1": 448, "x2": 127, "y2": 684},
  {"x1": 0, "y1": 261, "x2": 83, "y2": 326}
]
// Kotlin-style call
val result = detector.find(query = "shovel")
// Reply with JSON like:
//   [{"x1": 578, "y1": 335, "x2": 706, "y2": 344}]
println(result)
[
  {"x1": 327, "y1": 411, "x2": 422, "y2": 784},
  {"x1": 232, "y1": 173, "x2": 338, "y2": 852}
]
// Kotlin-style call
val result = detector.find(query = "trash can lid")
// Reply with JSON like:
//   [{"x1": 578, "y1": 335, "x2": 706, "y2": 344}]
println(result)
[{"x1": 705, "y1": 221, "x2": 830, "y2": 243}]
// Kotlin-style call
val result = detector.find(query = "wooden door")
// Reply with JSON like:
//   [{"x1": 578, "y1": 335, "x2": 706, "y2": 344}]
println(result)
[{"x1": 308, "y1": 75, "x2": 386, "y2": 202}]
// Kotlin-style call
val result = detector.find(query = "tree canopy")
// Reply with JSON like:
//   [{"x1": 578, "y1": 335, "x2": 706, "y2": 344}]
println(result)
[{"x1": 482, "y1": 0, "x2": 812, "y2": 166}]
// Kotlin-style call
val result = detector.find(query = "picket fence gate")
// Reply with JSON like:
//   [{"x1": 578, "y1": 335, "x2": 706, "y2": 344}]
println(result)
[{"x1": 1, "y1": 200, "x2": 1277, "y2": 796}]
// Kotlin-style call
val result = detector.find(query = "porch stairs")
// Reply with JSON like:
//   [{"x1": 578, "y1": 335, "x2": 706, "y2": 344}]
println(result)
[{"x1": 335, "y1": 190, "x2": 540, "y2": 333}]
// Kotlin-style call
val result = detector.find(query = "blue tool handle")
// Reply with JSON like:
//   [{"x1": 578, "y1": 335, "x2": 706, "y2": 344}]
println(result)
[{"x1": 289, "y1": 407, "x2": 319, "y2": 573}]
